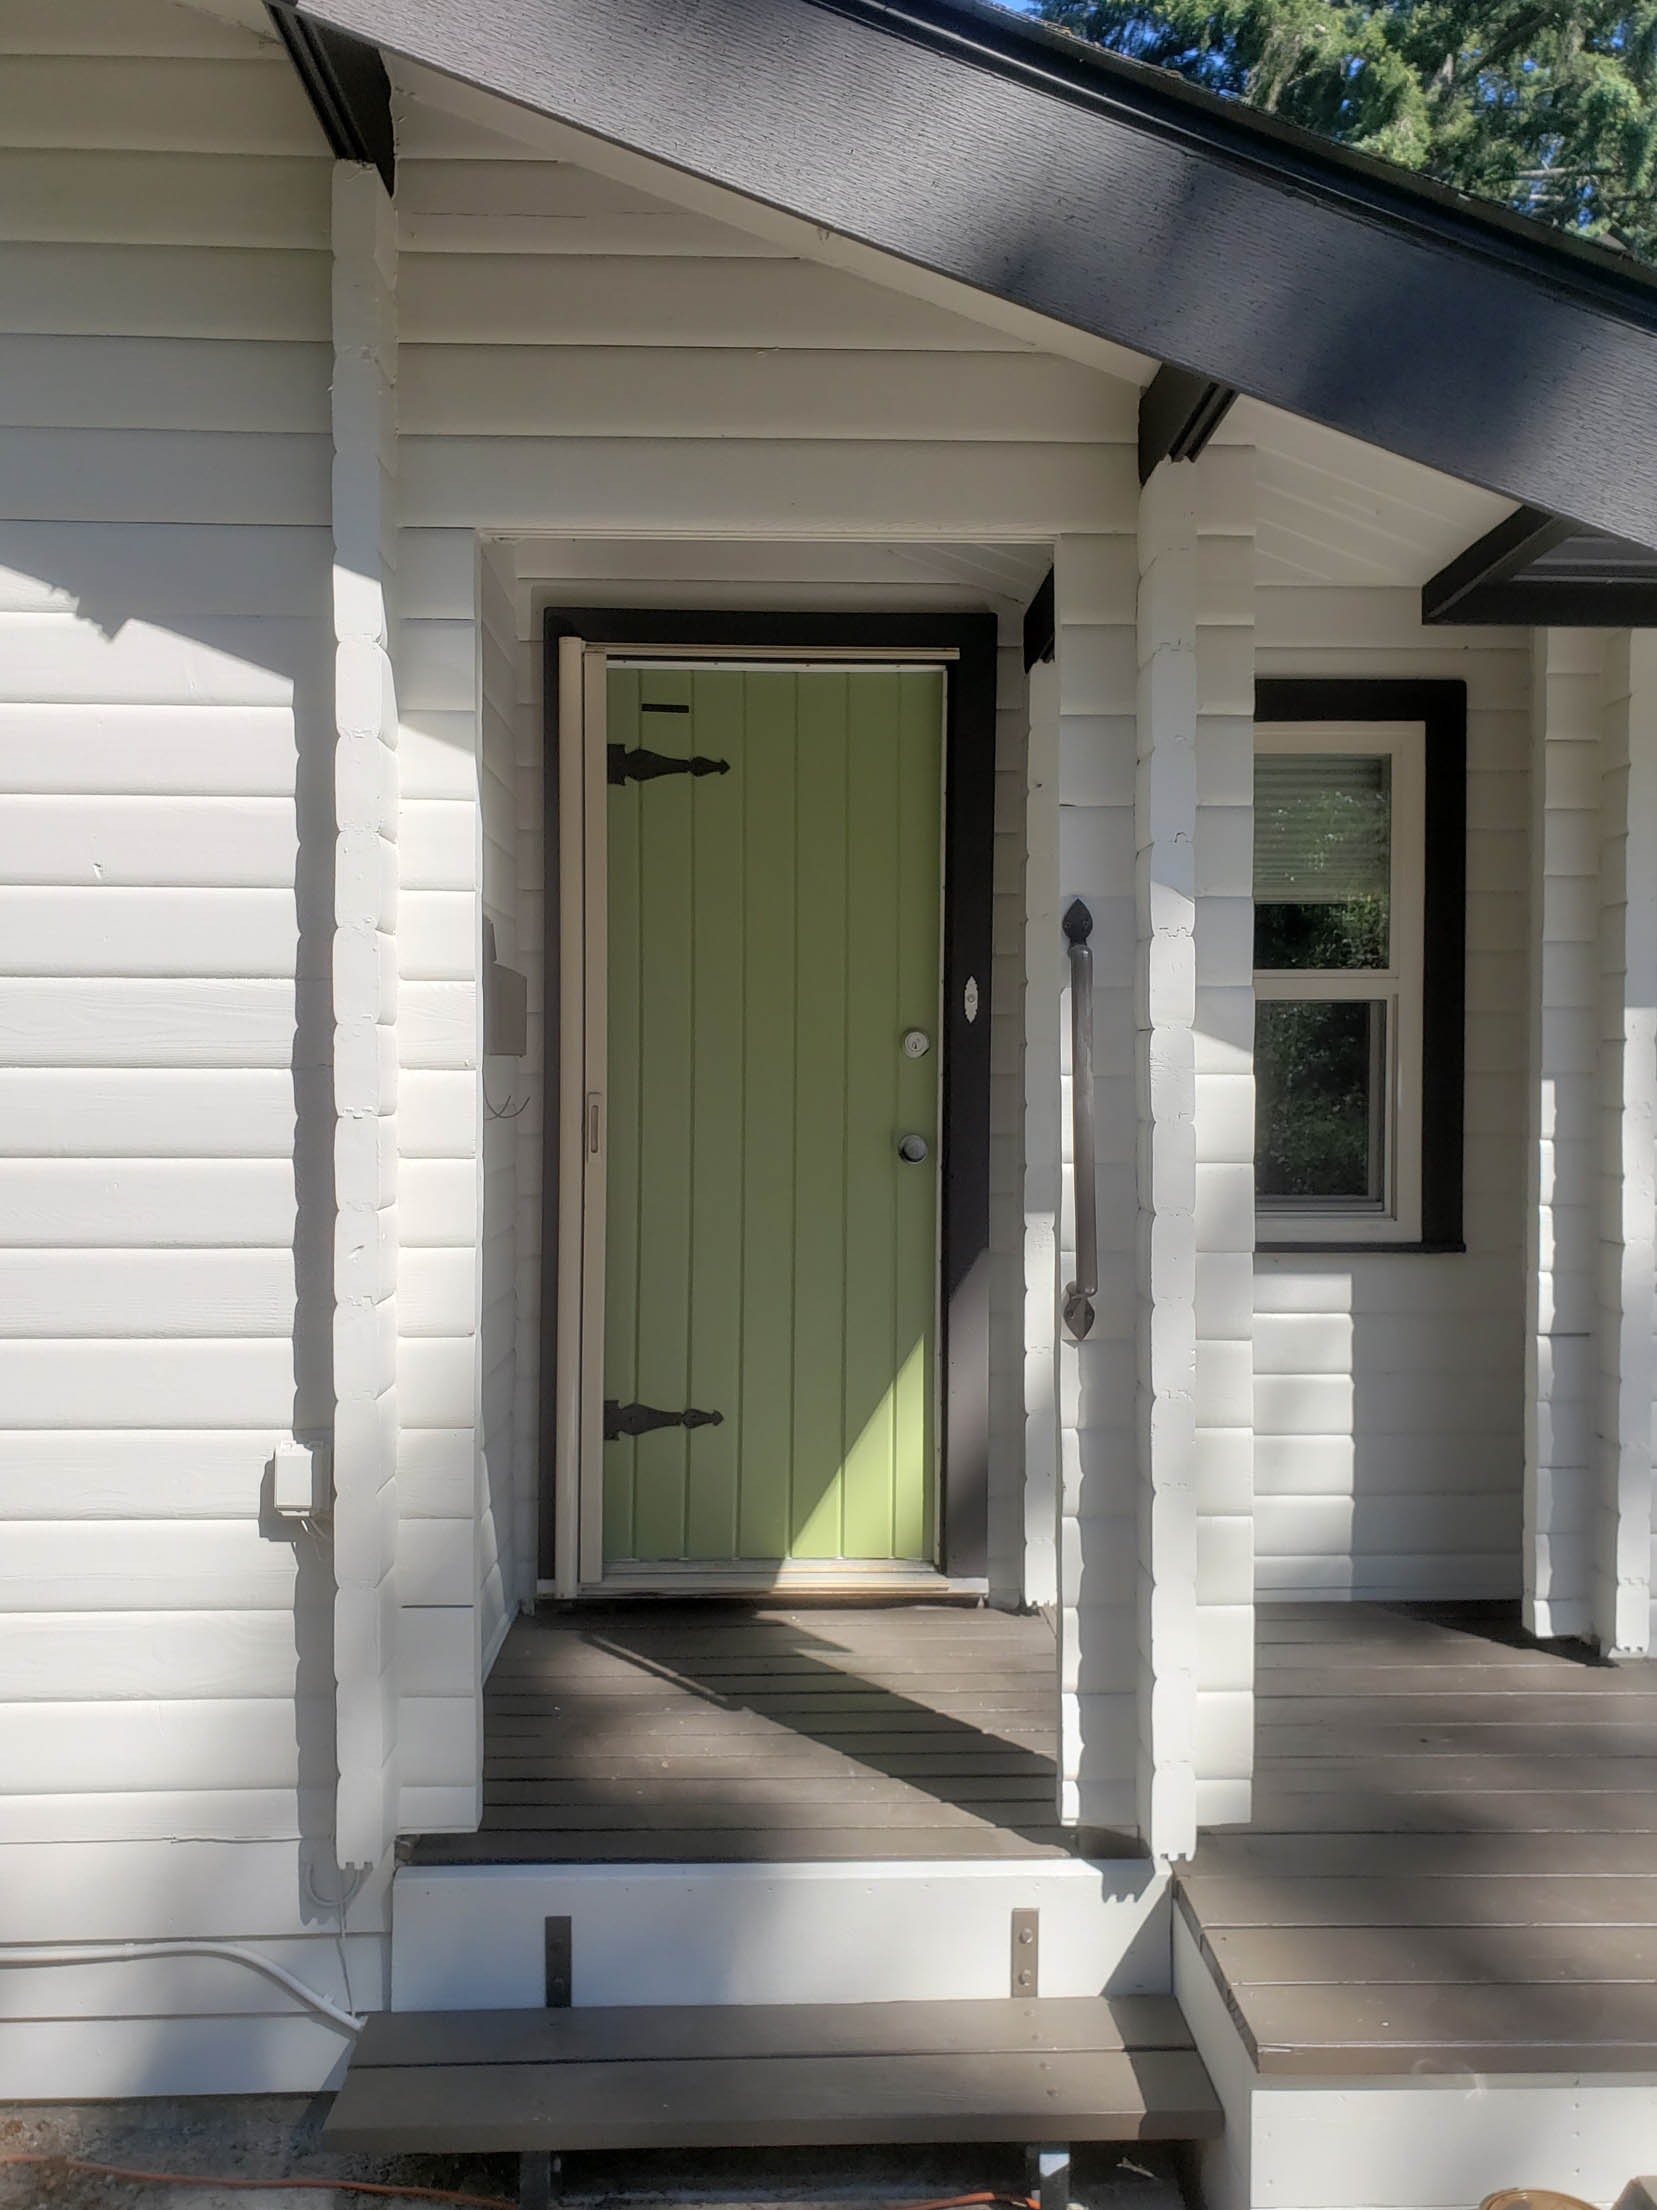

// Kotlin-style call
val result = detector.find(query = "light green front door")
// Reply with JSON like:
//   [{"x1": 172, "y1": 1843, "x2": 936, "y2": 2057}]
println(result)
[{"x1": 601, "y1": 662, "x2": 944, "y2": 1572}]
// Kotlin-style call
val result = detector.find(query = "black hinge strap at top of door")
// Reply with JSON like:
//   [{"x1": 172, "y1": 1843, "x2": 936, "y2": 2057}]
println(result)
[
  {"x1": 604, "y1": 1400, "x2": 725, "y2": 1441},
  {"x1": 607, "y1": 745, "x2": 731, "y2": 786}
]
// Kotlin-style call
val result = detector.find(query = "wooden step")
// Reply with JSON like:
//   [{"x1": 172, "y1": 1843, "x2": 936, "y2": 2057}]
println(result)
[{"x1": 324, "y1": 1996, "x2": 1222, "y2": 2155}]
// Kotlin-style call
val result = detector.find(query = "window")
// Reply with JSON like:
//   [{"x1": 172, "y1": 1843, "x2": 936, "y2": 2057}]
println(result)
[{"x1": 1254, "y1": 722, "x2": 1426, "y2": 1243}]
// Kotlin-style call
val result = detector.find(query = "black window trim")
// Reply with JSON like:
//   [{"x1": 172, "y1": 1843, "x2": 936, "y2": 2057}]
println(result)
[{"x1": 1253, "y1": 678, "x2": 1467, "y2": 1256}]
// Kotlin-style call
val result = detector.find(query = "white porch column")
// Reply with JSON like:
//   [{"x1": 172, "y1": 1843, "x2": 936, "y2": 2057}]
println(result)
[
  {"x1": 1134, "y1": 463, "x2": 1200, "y2": 1858},
  {"x1": 331, "y1": 163, "x2": 402, "y2": 1867},
  {"x1": 1022, "y1": 652, "x2": 1062, "y2": 1613},
  {"x1": 1191, "y1": 449, "x2": 1256, "y2": 1826},
  {"x1": 1594, "y1": 631, "x2": 1657, "y2": 1656},
  {"x1": 1050, "y1": 529, "x2": 1141, "y2": 1837},
  {"x1": 1525, "y1": 629, "x2": 1602, "y2": 1641},
  {"x1": 1127, "y1": 449, "x2": 1257, "y2": 1853}
]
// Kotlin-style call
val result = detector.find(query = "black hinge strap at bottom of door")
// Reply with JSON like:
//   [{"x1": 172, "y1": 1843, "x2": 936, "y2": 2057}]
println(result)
[{"x1": 604, "y1": 1400, "x2": 724, "y2": 1441}]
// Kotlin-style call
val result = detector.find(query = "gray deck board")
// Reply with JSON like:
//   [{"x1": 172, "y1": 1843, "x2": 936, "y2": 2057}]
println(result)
[
  {"x1": 1179, "y1": 1600, "x2": 1657, "y2": 2078},
  {"x1": 347, "y1": 1998, "x2": 1197, "y2": 2069},
  {"x1": 411, "y1": 1600, "x2": 1073, "y2": 1866},
  {"x1": 326, "y1": 2048, "x2": 1221, "y2": 2151},
  {"x1": 324, "y1": 1999, "x2": 1222, "y2": 2153},
  {"x1": 1245, "y1": 1788, "x2": 1657, "y2": 1832},
  {"x1": 414, "y1": 1825, "x2": 1074, "y2": 1863},
  {"x1": 1202, "y1": 1922, "x2": 1657, "y2": 1984}
]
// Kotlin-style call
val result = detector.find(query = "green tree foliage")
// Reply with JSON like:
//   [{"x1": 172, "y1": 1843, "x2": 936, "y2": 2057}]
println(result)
[{"x1": 1037, "y1": 0, "x2": 1657, "y2": 258}]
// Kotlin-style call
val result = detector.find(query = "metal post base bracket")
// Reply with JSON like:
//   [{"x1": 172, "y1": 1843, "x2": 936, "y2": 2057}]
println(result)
[
  {"x1": 1028, "y1": 2144, "x2": 1072, "y2": 2210},
  {"x1": 520, "y1": 2150, "x2": 561, "y2": 2210}
]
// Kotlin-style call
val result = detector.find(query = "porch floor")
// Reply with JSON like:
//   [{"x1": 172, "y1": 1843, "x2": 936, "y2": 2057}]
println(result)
[
  {"x1": 1178, "y1": 1600, "x2": 1657, "y2": 2075},
  {"x1": 411, "y1": 1600, "x2": 1077, "y2": 1865}
]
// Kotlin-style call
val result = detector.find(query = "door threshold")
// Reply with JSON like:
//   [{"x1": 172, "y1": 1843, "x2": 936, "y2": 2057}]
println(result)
[{"x1": 538, "y1": 1562, "x2": 990, "y2": 1602}]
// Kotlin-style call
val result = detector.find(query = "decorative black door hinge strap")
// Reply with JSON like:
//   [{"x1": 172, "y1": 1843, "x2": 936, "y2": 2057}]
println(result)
[
  {"x1": 608, "y1": 745, "x2": 730, "y2": 786},
  {"x1": 604, "y1": 1400, "x2": 725, "y2": 1441}
]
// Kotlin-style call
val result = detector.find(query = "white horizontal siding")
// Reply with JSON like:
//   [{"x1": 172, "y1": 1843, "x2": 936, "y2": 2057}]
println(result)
[
  {"x1": 0, "y1": 1429, "x2": 291, "y2": 1519},
  {"x1": 397, "y1": 252, "x2": 1035, "y2": 349},
  {"x1": 0, "y1": 148, "x2": 331, "y2": 245},
  {"x1": 0, "y1": 704, "x2": 301, "y2": 795},
  {"x1": 1254, "y1": 591, "x2": 1530, "y2": 1600},
  {"x1": 0, "y1": 1518, "x2": 324, "y2": 1608},
  {"x1": 0, "y1": 1160, "x2": 300, "y2": 1245},
  {"x1": 0, "y1": 887, "x2": 299, "y2": 975},
  {"x1": 0, "y1": 337, "x2": 330, "y2": 432},
  {"x1": 0, "y1": 979, "x2": 298, "y2": 1065},
  {"x1": 0, "y1": 0, "x2": 364, "y2": 2096},
  {"x1": 401, "y1": 346, "x2": 1131, "y2": 440},
  {"x1": 399, "y1": 437, "x2": 1131, "y2": 536},
  {"x1": 0, "y1": 794, "x2": 300, "y2": 881},
  {"x1": 0, "y1": 4, "x2": 281, "y2": 56},
  {"x1": 0, "y1": 1610, "x2": 313, "y2": 1699},
  {"x1": 0, "y1": 1249, "x2": 294, "y2": 1335}
]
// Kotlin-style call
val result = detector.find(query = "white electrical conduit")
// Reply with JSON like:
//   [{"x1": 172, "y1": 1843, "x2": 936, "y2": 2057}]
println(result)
[{"x1": 0, "y1": 1941, "x2": 364, "y2": 2035}]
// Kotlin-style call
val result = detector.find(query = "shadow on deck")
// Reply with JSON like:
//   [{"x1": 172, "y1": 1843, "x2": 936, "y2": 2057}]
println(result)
[
  {"x1": 1177, "y1": 1599, "x2": 1657, "y2": 2075},
  {"x1": 409, "y1": 1600, "x2": 1096, "y2": 1864}
]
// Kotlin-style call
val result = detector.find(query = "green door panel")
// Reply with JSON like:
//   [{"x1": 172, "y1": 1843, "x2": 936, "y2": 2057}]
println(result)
[{"x1": 602, "y1": 664, "x2": 943, "y2": 1570}]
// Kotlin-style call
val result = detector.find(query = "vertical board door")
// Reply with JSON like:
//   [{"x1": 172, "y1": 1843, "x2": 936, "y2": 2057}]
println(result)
[{"x1": 602, "y1": 663, "x2": 945, "y2": 1570}]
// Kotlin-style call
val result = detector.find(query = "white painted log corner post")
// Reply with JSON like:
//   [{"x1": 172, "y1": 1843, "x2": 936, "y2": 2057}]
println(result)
[
  {"x1": 1190, "y1": 447, "x2": 1256, "y2": 1827},
  {"x1": 331, "y1": 162, "x2": 403, "y2": 1865},
  {"x1": 1525, "y1": 629, "x2": 1602, "y2": 1643},
  {"x1": 1594, "y1": 632, "x2": 1657, "y2": 1657},
  {"x1": 1050, "y1": 529, "x2": 1141, "y2": 1838},
  {"x1": 1135, "y1": 461, "x2": 1201, "y2": 1858}
]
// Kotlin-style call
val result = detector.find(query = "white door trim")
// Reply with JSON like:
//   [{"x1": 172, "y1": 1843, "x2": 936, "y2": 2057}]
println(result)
[{"x1": 551, "y1": 637, "x2": 597, "y2": 1597}]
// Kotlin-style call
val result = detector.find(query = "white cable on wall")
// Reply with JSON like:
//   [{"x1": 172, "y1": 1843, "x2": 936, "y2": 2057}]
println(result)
[{"x1": 0, "y1": 1941, "x2": 364, "y2": 2036}]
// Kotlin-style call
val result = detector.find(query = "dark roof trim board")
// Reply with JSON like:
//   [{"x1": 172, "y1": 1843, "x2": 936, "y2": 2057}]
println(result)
[
  {"x1": 1138, "y1": 365, "x2": 1239, "y2": 485},
  {"x1": 266, "y1": 2, "x2": 394, "y2": 192},
  {"x1": 1023, "y1": 567, "x2": 1056, "y2": 671},
  {"x1": 289, "y1": 0, "x2": 1657, "y2": 545},
  {"x1": 1424, "y1": 506, "x2": 1657, "y2": 625}
]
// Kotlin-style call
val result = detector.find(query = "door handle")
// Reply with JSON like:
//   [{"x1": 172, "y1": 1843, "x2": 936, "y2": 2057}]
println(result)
[
  {"x1": 897, "y1": 1133, "x2": 930, "y2": 1163},
  {"x1": 1062, "y1": 900, "x2": 1097, "y2": 1341}
]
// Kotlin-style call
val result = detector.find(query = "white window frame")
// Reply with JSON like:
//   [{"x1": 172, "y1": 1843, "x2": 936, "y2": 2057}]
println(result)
[{"x1": 1254, "y1": 720, "x2": 1427, "y2": 1247}]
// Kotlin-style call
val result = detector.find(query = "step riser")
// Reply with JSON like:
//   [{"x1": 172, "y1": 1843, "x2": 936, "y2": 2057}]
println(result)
[{"x1": 392, "y1": 1859, "x2": 1169, "y2": 2010}]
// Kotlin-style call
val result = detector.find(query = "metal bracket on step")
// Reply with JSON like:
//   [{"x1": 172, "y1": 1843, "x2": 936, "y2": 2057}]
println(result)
[
  {"x1": 520, "y1": 2151, "x2": 561, "y2": 2210},
  {"x1": 545, "y1": 1916, "x2": 571, "y2": 2008},
  {"x1": 1027, "y1": 2146, "x2": 1070, "y2": 2210},
  {"x1": 1011, "y1": 1906, "x2": 1039, "y2": 1996}
]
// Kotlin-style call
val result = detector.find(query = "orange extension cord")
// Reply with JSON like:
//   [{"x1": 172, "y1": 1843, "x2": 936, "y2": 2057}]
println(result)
[{"x1": 0, "y1": 2160, "x2": 1037, "y2": 2210}]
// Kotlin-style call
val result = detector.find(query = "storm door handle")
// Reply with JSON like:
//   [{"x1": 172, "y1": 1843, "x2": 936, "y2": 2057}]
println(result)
[{"x1": 1062, "y1": 900, "x2": 1097, "y2": 1341}]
